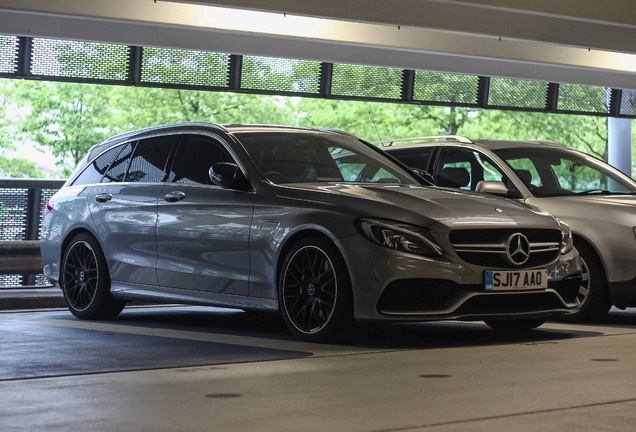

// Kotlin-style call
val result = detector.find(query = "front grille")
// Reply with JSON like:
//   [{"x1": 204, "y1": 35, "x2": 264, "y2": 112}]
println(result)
[
  {"x1": 449, "y1": 228, "x2": 561, "y2": 268},
  {"x1": 377, "y1": 279, "x2": 471, "y2": 314},
  {"x1": 377, "y1": 277, "x2": 577, "y2": 317}
]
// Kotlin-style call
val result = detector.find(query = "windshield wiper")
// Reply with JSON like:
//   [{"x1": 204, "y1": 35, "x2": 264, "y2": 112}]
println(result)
[{"x1": 575, "y1": 189, "x2": 614, "y2": 195}]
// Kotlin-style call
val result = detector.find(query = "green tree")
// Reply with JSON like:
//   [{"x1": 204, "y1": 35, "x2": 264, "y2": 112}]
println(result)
[
  {"x1": 464, "y1": 110, "x2": 609, "y2": 160},
  {"x1": 292, "y1": 98, "x2": 469, "y2": 142},
  {"x1": 109, "y1": 86, "x2": 295, "y2": 129},
  {"x1": 0, "y1": 80, "x2": 45, "y2": 178},
  {"x1": 0, "y1": 156, "x2": 43, "y2": 178},
  {"x1": 11, "y1": 80, "x2": 114, "y2": 173}
]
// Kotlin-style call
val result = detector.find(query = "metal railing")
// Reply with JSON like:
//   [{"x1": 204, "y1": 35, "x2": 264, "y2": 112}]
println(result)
[{"x1": 0, "y1": 179, "x2": 65, "y2": 288}]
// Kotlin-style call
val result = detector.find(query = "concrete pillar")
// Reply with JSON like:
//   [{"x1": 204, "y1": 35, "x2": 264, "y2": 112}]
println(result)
[{"x1": 608, "y1": 117, "x2": 632, "y2": 176}]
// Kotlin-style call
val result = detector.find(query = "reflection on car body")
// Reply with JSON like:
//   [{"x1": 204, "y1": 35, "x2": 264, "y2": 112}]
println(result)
[
  {"x1": 382, "y1": 135, "x2": 636, "y2": 322},
  {"x1": 40, "y1": 124, "x2": 582, "y2": 341}
]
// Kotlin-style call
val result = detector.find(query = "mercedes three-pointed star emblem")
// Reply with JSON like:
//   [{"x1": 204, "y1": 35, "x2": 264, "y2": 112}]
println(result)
[{"x1": 505, "y1": 233, "x2": 530, "y2": 266}]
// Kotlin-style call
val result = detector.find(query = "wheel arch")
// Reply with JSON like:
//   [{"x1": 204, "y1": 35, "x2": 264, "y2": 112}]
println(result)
[
  {"x1": 60, "y1": 228, "x2": 111, "y2": 284},
  {"x1": 275, "y1": 228, "x2": 356, "y2": 341},
  {"x1": 572, "y1": 233, "x2": 607, "y2": 282},
  {"x1": 61, "y1": 227, "x2": 103, "y2": 259},
  {"x1": 276, "y1": 229, "x2": 351, "y2": 289}
]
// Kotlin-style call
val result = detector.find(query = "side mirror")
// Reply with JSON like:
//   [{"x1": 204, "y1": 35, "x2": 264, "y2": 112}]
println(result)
[
  {"x1": 476, "y1": 180, "x2": 509, "y2": 197},
  {"x1": 209, "y1": 162, "x2": 250, "y2": 190}
]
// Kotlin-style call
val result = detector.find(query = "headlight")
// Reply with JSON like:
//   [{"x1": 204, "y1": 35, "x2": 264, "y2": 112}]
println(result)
[
  {"x1": 557, "y1": 219, "x2": 574, "y2": 254},
  {"x1": 356, "y1": 218, "x2": 444, "y2": 257}
]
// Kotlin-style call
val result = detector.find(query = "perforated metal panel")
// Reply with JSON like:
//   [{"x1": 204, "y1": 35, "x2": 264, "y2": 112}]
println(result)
[
  {"x1": 31, "y1": 38, "x2": 130, "y2": 81},
  {"x1": 413, "y1": 71, "x2": 479, "y2": 104},
  {"x1": 619, "y1": 90, "x2": 636, "y2": 116},
  {"x1": 1, "y1": 34, "x2": 634, "y2": 118},
  {"x1": 0, "y1": 275, "x2": 22, "y2": 287},
  {"x1": 241, "y1": 56, "x2": 321, "y2": 93},
  {"x1": 0, "y1": 181, "x2": 64, "y2": 287},
  {"x1": 557, "y1": 84, "x2": 608, "y2": 114},
  {"x1": 141, "y1": 47, "x2": 230, "y2": 87},
  {"x1": 0, "y1": 35, "x2": 18, "y2": 74},
  {"x1": 0, "y1": 187, "x2": 27, "y2": 241},
  {"x1": 488, "y1": 78, "x2": 549, "y2": 109},
  {"x1": 331, "y1": 64, "x2": 403, "y2": 99},
  {"x1": 0, "y1": 186, "x2": 58, "y2": 241}
]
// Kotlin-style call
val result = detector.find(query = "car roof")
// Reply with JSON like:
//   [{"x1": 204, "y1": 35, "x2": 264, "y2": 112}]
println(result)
[
  {"x1": 375, "y1": 136, "x2": 567, "y2": 151},
  {"x1": 84, "y1": 122, "x2": 356, "y2": 162},
  {"x1": 103, "y1": 122, "x2": 349, "y2": 142}
]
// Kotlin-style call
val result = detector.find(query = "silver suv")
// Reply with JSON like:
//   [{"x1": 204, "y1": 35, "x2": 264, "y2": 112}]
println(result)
[{"x1": 381, "y1": 136, "x2": 636, "y2": 321}]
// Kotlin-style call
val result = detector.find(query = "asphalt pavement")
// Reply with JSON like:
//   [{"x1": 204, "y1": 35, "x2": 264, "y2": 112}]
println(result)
[{"x1": 2, "y1": 304, "x2": 636, "y2": 432}]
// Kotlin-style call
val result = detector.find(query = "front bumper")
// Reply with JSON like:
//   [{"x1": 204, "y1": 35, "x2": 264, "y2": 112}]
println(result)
[
  {"x1": 340, "y1": 236, "x2": 582, "y2": 322},
  {"x1": 608, "y1": 277, "x2": 636, "y2": 309}
]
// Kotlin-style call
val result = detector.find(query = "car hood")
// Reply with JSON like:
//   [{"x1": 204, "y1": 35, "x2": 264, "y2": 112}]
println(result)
[
  {"x1": 273, "y1": 183, "x2": 558, "y2": 229},
  {"x1": 528, "y1": 194, "x2": 636, "y2": 230}
]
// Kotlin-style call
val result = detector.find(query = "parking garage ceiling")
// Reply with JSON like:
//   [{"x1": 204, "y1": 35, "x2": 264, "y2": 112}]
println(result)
[{"x1": 0, "y1": 0, "x2": 634, "y2": 89}]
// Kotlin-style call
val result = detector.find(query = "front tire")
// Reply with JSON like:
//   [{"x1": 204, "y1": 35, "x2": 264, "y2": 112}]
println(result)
[
  {"x1": 279, "y1": 236, "x2": 353, "y2": 342},
  {"x1": 560, "y1": 243, "x2": 611, "y2": 322},
  {"x1": 61, "y1": 233, "x2": 125, "y2": 320}
]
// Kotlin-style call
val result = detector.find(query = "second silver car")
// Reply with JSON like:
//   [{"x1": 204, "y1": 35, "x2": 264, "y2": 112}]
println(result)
[{"x1": 382, "y1": 135, "x2": 636, "y2": 321}]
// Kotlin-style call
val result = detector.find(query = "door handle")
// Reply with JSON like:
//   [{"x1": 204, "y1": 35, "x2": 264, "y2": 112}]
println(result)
[
  {"x1": 164, "y1": 191, "x2": 186, "y2": 202},
  {"x1": 94, "y1": 193, "x2": 112, "y2": 203}
]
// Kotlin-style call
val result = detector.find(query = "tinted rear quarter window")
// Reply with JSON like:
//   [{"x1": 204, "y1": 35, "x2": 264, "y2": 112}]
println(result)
[
  {"x1": 387, "y1": 147, "x2": 434, "y2": 171},
  {"x1": 125, "y1": 135, "x2": 177, "y2": 183},
  {"x1": 72, "y1": 144, "x2": 126, "y2": 186},
  {"x1": 102, "y1": 143, "x2": 135, "y2": 183}
]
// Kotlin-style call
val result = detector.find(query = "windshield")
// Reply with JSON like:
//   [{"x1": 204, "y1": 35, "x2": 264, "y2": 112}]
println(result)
[
  {"x1": 493, "y1": 146, "x2": 636, "y2": 197},
  {"x1": 236, "y1": 131, "x2": 419, "y2": 185}
]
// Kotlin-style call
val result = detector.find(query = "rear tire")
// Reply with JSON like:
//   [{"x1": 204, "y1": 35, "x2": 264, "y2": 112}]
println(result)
[
  {"x1": 61, "y1": 233, "x2": 125, "y2": 320},
  {"x1": 279, "y1": 236, "x2": 353, "y2": 342}
]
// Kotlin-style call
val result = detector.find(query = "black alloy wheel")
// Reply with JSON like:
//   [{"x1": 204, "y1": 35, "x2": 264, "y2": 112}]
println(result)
[
  {"x1": 280, "y1": 237, "x2": 353, "y2": 342},
  {"x1": 61, "y1": 233, "x2": 125, "y2": 320}
]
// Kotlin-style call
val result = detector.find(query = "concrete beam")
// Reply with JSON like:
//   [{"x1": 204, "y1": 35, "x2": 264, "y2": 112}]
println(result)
[{"x1": 0, "y1": 0, "x2": 634, "y2": 89}]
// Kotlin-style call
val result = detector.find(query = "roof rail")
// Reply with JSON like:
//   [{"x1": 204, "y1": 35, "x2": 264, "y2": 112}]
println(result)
[{"x1": 371, "y1": 135, "x2": 474, "y2": 146}]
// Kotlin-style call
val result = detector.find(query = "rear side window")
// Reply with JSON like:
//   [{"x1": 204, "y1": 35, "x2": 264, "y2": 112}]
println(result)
[
  {"x1": 168, "y1": 134, "x2": 232, "y2": 184},
  {"x1": 434, "y1": 147, "x2": 508, "y2": 190},
  {"x1": 125, "y1": 135, "x2": 177, "y2": 183},
  {"x1": 386, "y1": 147, "x2": 434, "y2": 171},
  {"x1": 72, "y1": 145, "x2": 124, "y2": 186},
  {"x1": 102, "y1": 143, "x2": 135, "y2": 183}
]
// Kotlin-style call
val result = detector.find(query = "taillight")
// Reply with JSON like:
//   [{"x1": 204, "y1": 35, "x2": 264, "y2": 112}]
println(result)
[{"x1": 44, "y1": 199, "x2": 53, "y2": 216}]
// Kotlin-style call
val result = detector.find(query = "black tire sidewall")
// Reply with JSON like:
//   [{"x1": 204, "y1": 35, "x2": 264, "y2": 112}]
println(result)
[
  {"x1": 279, "y1": 236, "x2": 353, "y2": 342},
  {"x1": 568, "y1": 243, "x2": 611, "y2": 321},
  {"x1": 61, "y1": 233, "x2": 124, "y2": 320}
]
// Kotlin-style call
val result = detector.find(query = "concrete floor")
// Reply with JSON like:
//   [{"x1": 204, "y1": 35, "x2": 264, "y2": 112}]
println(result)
[{"x1": 1, "y1": 305, "x2": 636, "y2": 432}]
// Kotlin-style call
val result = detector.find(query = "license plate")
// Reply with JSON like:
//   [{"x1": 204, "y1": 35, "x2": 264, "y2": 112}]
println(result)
[{"x1": 485, "y1": 269, "x2": 548, "y2": 291}]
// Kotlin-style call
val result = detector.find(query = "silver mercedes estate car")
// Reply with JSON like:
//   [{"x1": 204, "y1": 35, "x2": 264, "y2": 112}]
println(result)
[
  {"x1": 382, "y1": 136, "x2": 636, "y2": 322},
  {"x1": 41, "y1": 124, "x2": 582, "y2": 341}
]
